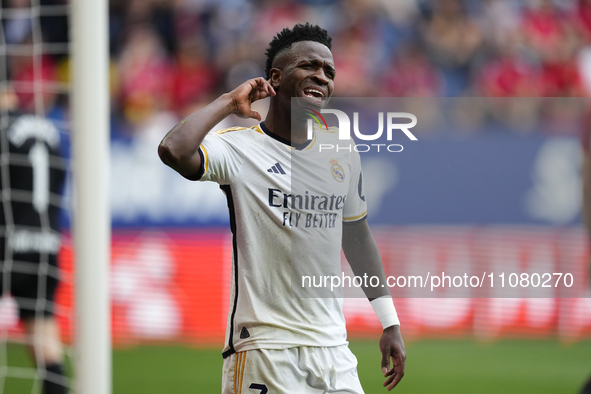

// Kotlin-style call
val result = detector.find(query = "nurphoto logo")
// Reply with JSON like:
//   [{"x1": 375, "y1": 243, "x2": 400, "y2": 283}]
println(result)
[{"x1": 305, "y1": 109, "x2": 418, "y2": 153}]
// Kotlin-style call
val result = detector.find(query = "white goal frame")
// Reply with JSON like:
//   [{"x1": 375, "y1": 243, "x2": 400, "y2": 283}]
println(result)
[{"x1": 71, "y1": 1, "x2": 111, "y2": 394}]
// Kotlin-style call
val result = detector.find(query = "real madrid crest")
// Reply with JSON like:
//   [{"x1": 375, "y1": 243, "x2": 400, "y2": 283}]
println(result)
[{"x1": 330, "y1": 158, "x2": 345, "y2": 182}]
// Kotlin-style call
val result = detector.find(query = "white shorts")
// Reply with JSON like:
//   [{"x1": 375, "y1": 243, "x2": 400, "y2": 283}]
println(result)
[{"x1": 221, "y1": 345, "x2": 365, "y2": 394}]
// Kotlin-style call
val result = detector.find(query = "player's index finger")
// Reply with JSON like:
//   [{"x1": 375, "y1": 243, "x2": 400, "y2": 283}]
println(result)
[
  {"x1": 383, "y1": 370, "x2": 398, "y2": 390},
  {"x1": 384, "y1": 365, "x2": 396, "y2": 377},
  {"x1": 383, "y1": 349, "x2": 397, "y2": 376},
  {"x1": 257, "y1": 77, "x2": 269, "y2": 89},
  {"x1": 263, "y1": 78, "x2": 274, "y2": 91},
  {"x1": 388, "y1": 361, "x2": 404, "y2": 389},
  {"x1": 250, "y1": 78, "x2": 263, "y2": 91},
  {"x1": 389, "y1": 370, "x2": 403, "y2": 390},
  {"x1": 395, "y1": 349, "x2": 406, "y2": 371}
]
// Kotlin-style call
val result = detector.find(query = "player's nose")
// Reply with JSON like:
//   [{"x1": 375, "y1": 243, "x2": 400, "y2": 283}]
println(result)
[{"x1": 311, "y1": 68, "x2": 330, "y2": 85}]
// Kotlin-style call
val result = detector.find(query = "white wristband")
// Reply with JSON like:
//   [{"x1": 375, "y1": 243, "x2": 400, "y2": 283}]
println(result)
[{"x1": 370, "y1": 296, "x2": 400, "y2": 329}]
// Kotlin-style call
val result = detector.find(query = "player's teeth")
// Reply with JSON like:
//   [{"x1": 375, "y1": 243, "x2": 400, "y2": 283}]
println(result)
[{"x1": 304, "y1": 89, "x2": 323, "y2": 97}]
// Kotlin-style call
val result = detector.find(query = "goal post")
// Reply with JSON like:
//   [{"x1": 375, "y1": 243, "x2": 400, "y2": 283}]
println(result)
[{"x1": 71, "y1": 0, "x2": 111, "y2": 393}]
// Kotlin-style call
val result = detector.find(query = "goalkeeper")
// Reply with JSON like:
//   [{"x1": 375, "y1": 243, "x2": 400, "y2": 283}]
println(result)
[{"x1": 0, "y1": 87, "x2": 68, "y2": 394}]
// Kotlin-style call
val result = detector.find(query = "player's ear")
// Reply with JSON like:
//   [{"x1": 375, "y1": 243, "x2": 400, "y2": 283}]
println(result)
[{"x1": 269, "y1": 68, "x2": 282, "y2": 89}]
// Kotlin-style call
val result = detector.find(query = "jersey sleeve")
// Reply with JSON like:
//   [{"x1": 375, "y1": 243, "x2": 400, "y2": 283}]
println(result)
[
  {"x1": 343, "y1": 149, "x2": 368, "y2": 223},
  {"x1": 198, "y1": 128, "x2": 245, "y2": 185}
]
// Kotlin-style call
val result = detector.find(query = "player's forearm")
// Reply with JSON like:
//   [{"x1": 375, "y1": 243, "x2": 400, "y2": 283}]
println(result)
[
  {"x1": 342, "y1": 221, "x2": 390, "y2": 300},
  {"x1": 158, "y1": 93, "x2": 235, "y2": 178},
  {"x1": 583, "y1": 152, "x2": 591, "y2": 233}
]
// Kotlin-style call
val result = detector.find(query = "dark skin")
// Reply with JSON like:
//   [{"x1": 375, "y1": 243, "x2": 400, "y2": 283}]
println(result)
[
  {"x1": 580, "y1": 112, "x2": 591, "y2": 394},
  {"x1": 158, "y1": 40, "x2": 405, "y2": 390},
  {"x1": 342, "y1": 218, "x2": 406, "y2": 390},
  {"x1": 583, "y1": 120, "x2": 591, "y2": 289},
  {"x1": 266, "y1": 41, "x2": 336, "y2": 144}
]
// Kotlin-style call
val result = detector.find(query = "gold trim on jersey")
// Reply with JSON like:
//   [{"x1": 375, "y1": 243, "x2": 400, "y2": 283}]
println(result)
[
  {"x1": 200, "y1": 144, "x2": 209, "y2": 176},
  {"x1": 252, "y1": 125, "x2": 264, "y2": 135},
  {"x1": 216, "y1": 126, "x2": 248, "y2": 134},
  {"x1": 239, "y1": 351, "x2": 246, "y2": 393},
  {"x1": 303, "y1": 128, "x2": 317, "y2": 150},
  {"x1": 343, "y1": 211, "x2": 367, "y2": 222},
  {"x1": 233, "y1": 351, "x2": 247, "y2": 394}
]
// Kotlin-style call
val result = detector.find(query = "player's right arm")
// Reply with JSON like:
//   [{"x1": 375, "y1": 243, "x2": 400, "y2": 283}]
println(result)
[{"x1": 158, "y1": 78, "x2": 275, "y2": 180}]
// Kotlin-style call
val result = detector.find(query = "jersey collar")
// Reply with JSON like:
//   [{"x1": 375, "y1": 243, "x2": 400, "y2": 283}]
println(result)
[{"x1": 259, "y1": 122, "x2": 313, "y2": 151}]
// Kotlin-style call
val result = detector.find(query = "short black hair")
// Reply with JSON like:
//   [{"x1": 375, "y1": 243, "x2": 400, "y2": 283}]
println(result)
[{"x1": 265, "y1": 23, "x2": 332, "y2": 79}]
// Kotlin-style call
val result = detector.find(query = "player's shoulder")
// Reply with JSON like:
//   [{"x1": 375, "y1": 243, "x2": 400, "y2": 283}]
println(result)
[
  {"x1": 209, "y1": 124, "x2": 264, "y2": 142},
  {"x1": 213, "y1": 126, "x2": 249, "y2": 135},
  {"x1": 205, "y1": 125, "x2": 267, "y2": 155},
  {"x1": 213, "y1": 124, "x2": 264, "y2": 135},
  {"x1": 324, "y1": 126, "x2": 362, "y2": 165},
  {"x1": 312, "y1": 124, "x2": 340, "y2": 136},
  {"x1": 324, "y1": 126, "x2": 339, "y2": 134},
  {"x1": 7, "y1": 113, "x2": 60, "y2": 148},
  {"x1": 311, "y1": 125, "x2": 339, "y2": 147},
  {"x1": 313, "y1": 126, "x2": 360, "y2": 156}
]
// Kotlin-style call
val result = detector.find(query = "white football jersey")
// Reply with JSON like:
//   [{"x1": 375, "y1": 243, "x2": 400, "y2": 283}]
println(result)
[{"x1": 198, "y1": 122, "x2": 367, "y2": 358}]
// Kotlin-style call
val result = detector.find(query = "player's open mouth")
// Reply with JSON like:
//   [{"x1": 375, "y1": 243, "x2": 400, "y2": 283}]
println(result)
[
  {"x1": 303, "y1": 88, "x2": 325, "y2": 98},
  {"x1": 300, "y1": 87, "x2": 326, "y2": 107}
]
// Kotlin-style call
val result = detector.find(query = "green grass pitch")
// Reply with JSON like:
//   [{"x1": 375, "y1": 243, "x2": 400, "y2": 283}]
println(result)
[{"x1": 3, "y1": 339, "x2": 591, "y2": 393}]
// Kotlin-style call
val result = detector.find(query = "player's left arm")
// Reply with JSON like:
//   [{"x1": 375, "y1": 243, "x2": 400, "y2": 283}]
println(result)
[
  {"x1": 342, "y1": 220, "x2": 406, "y2": 391},
  {"x1": 580, "y1": 106, "x2": 591, "y2": 288}
]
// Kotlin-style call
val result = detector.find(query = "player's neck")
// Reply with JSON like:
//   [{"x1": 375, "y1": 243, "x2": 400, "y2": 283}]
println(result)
[{"x1": 264, "y1": 105, "x2": 308, "y2": 146}]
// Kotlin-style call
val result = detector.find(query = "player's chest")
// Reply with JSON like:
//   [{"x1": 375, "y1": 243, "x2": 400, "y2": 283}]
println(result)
[{"x1": 235, "y1": 149, "x2": 353, "y2": 203}]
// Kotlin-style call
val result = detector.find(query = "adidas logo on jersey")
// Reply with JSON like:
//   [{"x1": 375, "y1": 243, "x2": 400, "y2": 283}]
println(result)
[
  {"x1": 240, "y1": 327, "x2": 250, "y2": 339},
  {"x1": 267, "y1": 162, "x2": 286, "y2": 174}
]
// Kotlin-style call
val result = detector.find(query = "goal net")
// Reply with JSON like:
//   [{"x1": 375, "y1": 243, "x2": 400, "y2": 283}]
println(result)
[{"x1": 0, "y1": 0, "x2": 73, "y2": 393}]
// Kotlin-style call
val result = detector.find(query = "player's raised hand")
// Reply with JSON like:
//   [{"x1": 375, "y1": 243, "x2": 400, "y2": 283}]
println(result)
[
  {"x1": 227, "y1": 77, "x2": 276, "y2": 121},
  {"x1": 379, "y1": 325, "x2": 406, "y2": 390}
]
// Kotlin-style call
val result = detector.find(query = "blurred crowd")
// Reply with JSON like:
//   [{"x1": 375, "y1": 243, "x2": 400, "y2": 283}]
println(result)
[{"x1": 4, "y1": 0, "x2": 591, "y2": 137}]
